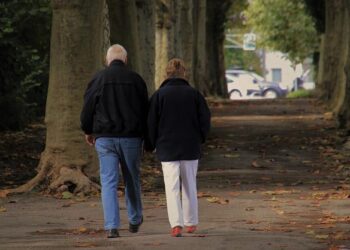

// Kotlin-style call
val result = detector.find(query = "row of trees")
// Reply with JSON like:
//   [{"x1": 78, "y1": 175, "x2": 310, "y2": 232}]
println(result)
[
  {"x1": 311, "y1": 0, "x2": 350, "y2": 130},
  {"x1": 6, "y1": 0, "x2": 350, "y2": 195},
  {"x1": 241, "y1": 0, "x2": 350, "y2": 132},
  {"x1": 108, "y1": 0, "x2": 231, "y2": 97},
  {"x1": 7, "y1": 0, "x2": 233, "y2": 195}
]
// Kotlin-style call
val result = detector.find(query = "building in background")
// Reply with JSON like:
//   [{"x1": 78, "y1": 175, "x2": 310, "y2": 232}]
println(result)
[{"x1": 264, "y1": 51, "x2": 314, "y2": 91}]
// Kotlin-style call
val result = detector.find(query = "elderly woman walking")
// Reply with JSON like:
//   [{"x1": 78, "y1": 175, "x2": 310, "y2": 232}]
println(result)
[{"x1": 147, "y1": 58, "x2": 211, "y2": 237}]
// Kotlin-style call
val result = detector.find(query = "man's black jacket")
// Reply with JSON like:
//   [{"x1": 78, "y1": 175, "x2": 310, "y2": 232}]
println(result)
[
  {"x1": 147, "y1": 78, "x2": 211, "y2": 161},
  {"x1": 80, "y1": 60, "x2": 148, "y2": 138}
]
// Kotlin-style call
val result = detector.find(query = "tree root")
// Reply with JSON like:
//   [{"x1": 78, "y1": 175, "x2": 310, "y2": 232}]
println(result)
[
  {"x1": 1, "y1": 152, "x2": 100, "y2": 197},
  {"x1": 49, "y1": 166, "x2": 100, "y2": 195},
  {"x1": 2, "y1": 153, "x2": 52, "y2": 196}
]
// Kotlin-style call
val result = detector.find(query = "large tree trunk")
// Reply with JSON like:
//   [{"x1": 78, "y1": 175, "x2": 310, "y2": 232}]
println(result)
[
  {"x1": 318, "y1": 0, "x2": 347, "y2": 110},
  {"x1": 135, "y1": 0, "x2": 156, "y2": 93},
  {"x1": 337, "y1": 1, "x2": 350, "y2": 129},
  {"x1": 154, "y1": 0, "x2": 231, "y2": 97},
  {"x1": 205, "y1": 0, "x2": 231, "y2": 97},
  {"x1": 107, "y1": 0, "x2": 141, "y2": 72},
  {"x1": 155, "y1": 0, "x2": 176, "y2": 88},
  {"x1": 7, "y1": 0, "x2": 107, "y2": 195},
  {"x1": 174, "y1": 0, "x2": 194, "y2": 83},
  {"x1": 192, "y1": 0, "x2": 208, "y2": 93},
  {"x1": 108, "y1": 0, "x2": 156, "y2": 94},
  {"x1": 154, "y1": 0, "x2": 198, "y2": 89}
]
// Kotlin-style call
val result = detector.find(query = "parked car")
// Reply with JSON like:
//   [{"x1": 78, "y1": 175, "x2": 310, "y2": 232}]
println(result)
[
  {"x1": 294, "y1": 69, "x2": 315, "y2": 91},
  {"x1": 225, "y1": 69, "x2": 288, "y2": 99}
]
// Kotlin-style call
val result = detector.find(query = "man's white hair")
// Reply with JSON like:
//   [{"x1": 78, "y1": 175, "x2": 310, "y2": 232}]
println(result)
[{"x1": 106, "y1": 44, "x2": 127, "y2": 65}]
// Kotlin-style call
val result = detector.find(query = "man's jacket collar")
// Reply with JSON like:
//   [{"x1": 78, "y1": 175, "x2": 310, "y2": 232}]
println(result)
[
  {"x1": 109, "y1": 59, "x2": 126, "y2": 66},
  {"x1": 159, "y1": 77, "x2": 190, "y2": 88}
]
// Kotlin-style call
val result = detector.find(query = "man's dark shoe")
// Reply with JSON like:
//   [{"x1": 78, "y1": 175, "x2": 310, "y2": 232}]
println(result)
[
  {"x1": 107, "y1": 229, "x2": 119, "y2": 238},
  {"x1": 129, "y1": 216, "x2": 143, "y2": 233}
]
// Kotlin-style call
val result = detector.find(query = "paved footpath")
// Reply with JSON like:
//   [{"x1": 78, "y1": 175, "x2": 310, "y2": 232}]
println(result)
[{"x1": 1, "y1": 99, "x2": 350, "y2": 250}]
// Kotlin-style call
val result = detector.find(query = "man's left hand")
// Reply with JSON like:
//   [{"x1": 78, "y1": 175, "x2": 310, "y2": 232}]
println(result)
[{"x1": 85, "y1": 134, "x2": 95, "y2": 146}]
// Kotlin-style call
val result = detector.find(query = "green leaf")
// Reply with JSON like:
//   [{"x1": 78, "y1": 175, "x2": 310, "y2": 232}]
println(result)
[{"x1": 62, "y1": 191, "x2": 73, "y2": 199}]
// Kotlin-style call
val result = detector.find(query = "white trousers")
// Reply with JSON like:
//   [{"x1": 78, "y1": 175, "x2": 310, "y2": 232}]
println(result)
[{"x1": 161, "y1": 160, "x2": 199, "y2": 228}]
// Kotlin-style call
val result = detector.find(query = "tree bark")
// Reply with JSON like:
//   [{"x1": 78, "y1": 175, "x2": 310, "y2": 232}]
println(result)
[
  {"x1": 205, "y1": 0, "x2": 232, "y2": 97},
  {"x1": 154, "y1": 0, "x2": 198, "y2": 89},
  {"x1": 192, "y1": 0, "x2": 208, "y2": 93},
  {"x1": 7, "y1": 0, "x2": 107, "y2": 195},
  {"x1": 154, "y1": 0, "x2": 231, "y2": 97},
  {"x1": 337, "y1": 1, "x2": 350, "y2": 129},
  {"x1": 155, "y1": 0, "x2": 176, "y2": 88},
  {"x1": 135, "y1": 0, "x2": 156, "y2": 93},
  {"x1": 107, "y1": 0, "x2": 141, "y2": 72},
  {"x1": 318, "y1": 0, "x2": 347, "y2": 109},
  {"x1": 174, "y1": 0, "x2": 194, "y2": 83}
]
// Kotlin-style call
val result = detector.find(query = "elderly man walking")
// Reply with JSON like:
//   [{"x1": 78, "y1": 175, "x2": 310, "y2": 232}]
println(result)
[{"x1": 80, "y1": 44, "x2": 148, "y2": 238}]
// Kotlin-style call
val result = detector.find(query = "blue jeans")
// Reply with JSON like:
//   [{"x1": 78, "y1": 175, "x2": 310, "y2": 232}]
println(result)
[{"x1": 95, "y1": 137, "x2": 143, "y2": 230}]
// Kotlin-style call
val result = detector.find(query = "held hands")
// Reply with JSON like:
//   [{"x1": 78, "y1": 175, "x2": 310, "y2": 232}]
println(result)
[{"x1": 85, "y1": 134, "x2": 95, "y2": 146}]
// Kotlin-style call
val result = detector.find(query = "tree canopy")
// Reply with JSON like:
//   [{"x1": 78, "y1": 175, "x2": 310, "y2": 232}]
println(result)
[{"x1": 244, "y1": 0, "x2": 318, "y2": 64}]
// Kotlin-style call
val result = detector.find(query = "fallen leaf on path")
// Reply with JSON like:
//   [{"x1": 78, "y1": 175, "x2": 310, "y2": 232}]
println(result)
[
  {"x1": 144, "y1": 242, "x2": 164, "y2": 246},
  {"x1": 218, "y1": 199, "x2": 229, "y2": 205},
  {"x1": 206, "y1": 196, "x2": 229, "y2": 205},
  {"x1": 302, "y1": 160, "x2": 312, "y2": 164},
  {"x1": 312, "y1": 191, "x2": 350, "y2": 200},
  {"x1": 228, "y1": 192, "x2": 240, "y2": 197},
  {"x1": 245, "y1": 207, "x2": 255, "y2": 211},
  {"x1": 74, "y1": 242, "x2": 97, "y2": 248},
  {"x1": 336, "y1": 184, "x2": 350, "y2": 190},
  {"x1": 197, "y1": 192, "x2": 212, "y2": 198},
  {"x1": 262, "y1": 189, "x2": 299, "y2": 195},
  {"x1": 312, "y1": 192, "x2": 329, "y2": 200},
  {"x1": 336, "y1": 165, "x2": 345, "y2": 172},
  {"x1": 0, "y1": 190, "x2": 10, "y2": 198},
  {"x1": 306, "y1": 230, "x2": 315, "y2": 235},
  {"x1": 274, "y1": 210, "x2": 284, "y2": 215},
  {"x1": 62, "y1": 203, "x2": 72, "y2": 208},
  {"x1": 75, "y1": 197, "x2": 87, "y2": 202},
  {"x1": 144, "y1": 192, "x2": 160, "y2": 197},
  {"x1": 189, "y1": 234, "x2": 207, "y2": 237},
  {"x1": 315, "y1": 234, "x2": 329, "y2": 240},
  {"x1": 246, "y1": 220, "x2": 261, "y2": 224},
  {"x1": 291, "y1": 180, "x2": 303, "y2": 186},
  {"x1": 62, "y1": 191, "x2": 73, "y2": 199},
  {"x1": 329, "y1": 246, "x2": 350, "y2": 250},
  {"x1": 251, "y1": 160, "x2": 266, "y2": 169},
  {"x1": 272, "y1": 135, "x2": 281, "y2": 142},
  {"x1": 269, "y1": 196, "x2": 278, "y2": 201},
  {"x1": 323, "y1": 112, "x2": 333, "y2": 120},
  {"x1": 78, "y1": 227, "x2": 88, "y2": 233},
  {"x1": 223, "y1": 153, "x2": 240, "y2": 158},
  {"x1": 313, "y1": 170, "x2": 320, "y2": 174},
  {"x1": 333, "y1": 232, "x2": 350, "y2": 240},
  {"x1": 319, "y1": 215, "x2": 350, "y2": 224},
  {"x1": 0, "y1": 207, "x2": 7, "y2": 212}
]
